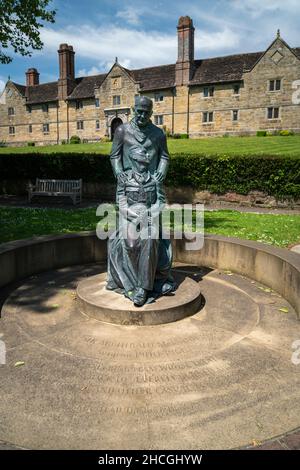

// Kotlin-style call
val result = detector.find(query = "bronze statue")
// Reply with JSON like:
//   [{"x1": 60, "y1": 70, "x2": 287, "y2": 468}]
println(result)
[{"x1": 107, "y1": 96, "x2": 176, "y2": 306}]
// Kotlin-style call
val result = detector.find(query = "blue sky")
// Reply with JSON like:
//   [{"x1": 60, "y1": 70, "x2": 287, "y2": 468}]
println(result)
[{"x1": 0, "y1": 0, "x2": 300, "y2": 92}]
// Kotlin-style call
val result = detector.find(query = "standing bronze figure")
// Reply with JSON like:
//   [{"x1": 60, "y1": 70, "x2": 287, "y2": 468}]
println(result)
[{"x1": 107, "y1": 96, "x2": 176, "y2": 306}]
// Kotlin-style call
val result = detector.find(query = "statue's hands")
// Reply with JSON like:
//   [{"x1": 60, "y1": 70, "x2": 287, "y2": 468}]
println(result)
[
  {"x1": 116, "y1": 171, "x2": 127, "y2": 183},
  {"x1": 154, "y1": 170, "x2": 165, "y2": 182},
  {"x1": 127, "y1": 210, "x2": 139, "y2": 222}
]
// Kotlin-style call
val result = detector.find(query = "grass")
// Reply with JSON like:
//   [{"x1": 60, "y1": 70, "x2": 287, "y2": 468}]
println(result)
[
  {"x1": 1, "y1": 135, "x2": 300, "y2": 156},
  {"x1": 0, "y1": 206, "x2": 299, "y2": 248}
]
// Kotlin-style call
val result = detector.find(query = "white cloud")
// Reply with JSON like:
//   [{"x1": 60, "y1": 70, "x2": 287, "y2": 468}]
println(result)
[
  {"x1": 78, "y1": 65, "x2": 103, "y2": 76},
  {"x1": 40, "y1": 22, "x2": 240, "y2": 73},
  {"x1": 0, "y1": 78, "x2": 6, "y2": 94},
  {"x1": 231, "y1": 0, "x2": 300, "y2": 17},
  {"x1": 196, "y1": 28, "x2": 240, "y2": 53},
  {"x1": 116, "y1": 7, "x2": 141, "y2": 26},
  {"x1": 40, "y1": 25, "x2": 177, "y2": 69}
]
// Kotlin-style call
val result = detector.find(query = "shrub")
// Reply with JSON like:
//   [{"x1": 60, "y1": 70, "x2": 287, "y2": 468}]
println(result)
[
  {"x1": 279, "y1": 130, "x2": 294, "y2": 136},
  {"x1": 27, "y1": 142, "x2": 35, "y2": 147},
  {"x1": 0, "y1": 152, "x2": 299, "y2": 199},
  {"x1": 0, "y1": 141, "x2": 7, "y2": 147},
  {"x1": 61, "y1": 139, "x2": 67, "y2": 145},
  {"x1": 172, "y1": 133, "x2": 181, "y2": 139},
  {"x1": 101, "y1": 136, "x2": 111, "y2": 143},
  {"x1": 69, "y1": 135, "x2": 81, "y2": 144},
  {"x1": 180, "y1": 134, "x2": 189, "y2": 139},
  {"x1": 257, "y1": 131, "x2": 267, "y2": 137}
]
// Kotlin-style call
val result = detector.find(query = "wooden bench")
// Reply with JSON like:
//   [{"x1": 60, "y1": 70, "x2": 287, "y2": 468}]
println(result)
[{"x1": 28, "y1": 179, "x2": 82, "y2": 205}]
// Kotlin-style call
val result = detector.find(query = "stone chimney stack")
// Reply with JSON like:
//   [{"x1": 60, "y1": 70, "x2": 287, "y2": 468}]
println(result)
[
  {"x1": 175, "y1": 16, "x2": 195, "y2": 86},
  {"x1": 58, "y1": 43, "x2": 76, "y2": 100},
  {"x1": 26, "y1": 68, "x2": 40, "y2": 87}
]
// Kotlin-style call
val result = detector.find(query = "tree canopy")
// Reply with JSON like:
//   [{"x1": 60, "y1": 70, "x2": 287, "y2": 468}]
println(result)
[{"x1": 0, "y1": 0, "x2": 56, "y2": 64}]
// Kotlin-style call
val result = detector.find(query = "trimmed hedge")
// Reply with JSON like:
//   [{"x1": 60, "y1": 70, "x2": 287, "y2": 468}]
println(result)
[{"x1": 0, "y1": 152, "x2": 299, "y2": 198}]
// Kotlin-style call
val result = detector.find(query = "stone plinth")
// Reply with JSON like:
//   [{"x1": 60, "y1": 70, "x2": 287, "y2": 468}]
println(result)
[{"x1": 76, "y1": 272, "x2": 203, "y2": 325}]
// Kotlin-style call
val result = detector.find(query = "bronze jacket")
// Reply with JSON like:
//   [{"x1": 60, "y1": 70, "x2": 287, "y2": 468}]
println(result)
[{"x1": 110, "y1": 119, "x2": 170, "y2": 178}]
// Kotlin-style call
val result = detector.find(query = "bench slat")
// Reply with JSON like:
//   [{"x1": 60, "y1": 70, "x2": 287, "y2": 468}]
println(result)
[{"x1": 29, "y1": 179, "x2": 82, "y2": 205}]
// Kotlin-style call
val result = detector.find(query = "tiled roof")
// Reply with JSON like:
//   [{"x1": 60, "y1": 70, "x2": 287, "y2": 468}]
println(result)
[
  {"x1": 67, "y1": 74, "x2": 106, "y2": 100},
  {"x1": 190, "y1": 52, "x2": 263, "y2": 85},
  {"x1": 12, "y1": 83, "x2": 26, "y2": 96},
  {"x1": 130, "y1": 64, "x2": 176, "y2": 92},
  {"x1": 25, "y1": 81, "x2": 58, "y2": 104},
  {"x1": 11, "y1": 47, "x2": 300, "y2": 102}
]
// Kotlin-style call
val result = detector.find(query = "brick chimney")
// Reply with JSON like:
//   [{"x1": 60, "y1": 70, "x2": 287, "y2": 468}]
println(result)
[
  {"x1": 58, "y1": 43, "x2": 76, "y2": 100},
  {"x1": 175, "y1": 16, "x2": 195, "y2": 86},
  {"x1": 26, "y1": 68, "x2": 40, "y2": 86}
]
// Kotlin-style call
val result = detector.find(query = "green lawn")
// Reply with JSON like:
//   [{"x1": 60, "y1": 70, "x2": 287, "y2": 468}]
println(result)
[
  {"x1": 0, "y1": 206, "x2": 299, "y2": 248},
  {"x1": 1, "y1": 135, "x2": 300, "y2": 156}
]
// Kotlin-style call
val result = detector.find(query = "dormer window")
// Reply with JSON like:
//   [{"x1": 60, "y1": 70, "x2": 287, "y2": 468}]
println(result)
[
  {"x1": 269, "y1": 79, "x2": 281, "y2": 92},
  {"x1": 76, "y1": 100, "x2": 83, "y2": 110},
  {"x1": 203, "y1": 86, "x2": 214, "y2": 98},
  {"x1": 8, "y1": 107, "x2": 15, "y2": 116},
  {"x1": 154, "y1": 92, "x2": 164, "y2": 102},
  {"x1": 233, "y1": 85, "x2": 240, "y2": 95},
  {"x1": 42, "y1": 104, "x2": 49, "y2": 113}
]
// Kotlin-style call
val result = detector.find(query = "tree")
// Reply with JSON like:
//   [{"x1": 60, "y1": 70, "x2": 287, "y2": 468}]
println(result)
[{"x1": 0, "y1": 0, "x2": 56, "y2": 64}]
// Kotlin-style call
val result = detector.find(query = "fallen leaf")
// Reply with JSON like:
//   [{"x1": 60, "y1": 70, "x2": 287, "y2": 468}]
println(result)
[
  {"x1": 279, "y1": 307, "x2": 289, "y2": 313},
  {"x1": 14, "y1": 361, "x2": 25, "y2": 367},
  {"x1": 251, "y1": 439, "x2": 261, "y2": 447}
]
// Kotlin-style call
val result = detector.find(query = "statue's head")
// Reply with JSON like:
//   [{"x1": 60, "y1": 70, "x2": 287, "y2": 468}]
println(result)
[
  {"x1": 130, "y1": 145, "x2": 150, "y2": 173},
  {"x1": 133, "y1": 96, "x2": 153, "y2": 127}
]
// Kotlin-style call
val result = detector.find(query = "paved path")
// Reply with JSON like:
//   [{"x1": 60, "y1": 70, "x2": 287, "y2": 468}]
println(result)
[{"x1": 1, "y1": 264, "x2": 299, "y2": 449}]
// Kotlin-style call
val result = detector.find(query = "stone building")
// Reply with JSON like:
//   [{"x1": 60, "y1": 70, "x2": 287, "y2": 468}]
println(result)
[{"x1": 0, "y1": 16, "x2": 300, "y2": 145}]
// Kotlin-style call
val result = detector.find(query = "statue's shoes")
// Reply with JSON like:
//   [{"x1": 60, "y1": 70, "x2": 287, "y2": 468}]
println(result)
[
  {"x1": 133, "y1": 288, "x2": 148, "y2": 307},
  {"x1": 106, "y1": 283, "x2": 115, "y2": 291},
  {"x1": 161, "y1": 281, "x2": 176, "y2": 296}
]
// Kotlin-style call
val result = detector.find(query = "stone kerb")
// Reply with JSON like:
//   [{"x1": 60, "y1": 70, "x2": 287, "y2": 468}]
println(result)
[{"x1": 0, "y1": 231, "x2": 299, "y2": 318}]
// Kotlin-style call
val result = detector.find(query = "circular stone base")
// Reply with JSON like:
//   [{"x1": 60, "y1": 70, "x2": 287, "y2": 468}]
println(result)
[
  {"x1": 1, "y1": 263, "x2": 300, "y2": 450},
  {"x1": 76, "y1": 272, "x2": 203, "y2": 325}
]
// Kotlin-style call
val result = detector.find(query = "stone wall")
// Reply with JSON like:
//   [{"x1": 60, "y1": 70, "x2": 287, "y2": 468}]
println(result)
[
  {"x1": 188, "y1": 38, "x2": 300, "y2": 137},
  {"x1": 2, "y1": 35, "x2": 299, "y2": 145},
  {"x1": 0, "y1": 232, "x2": 299, "y2": 316}
]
